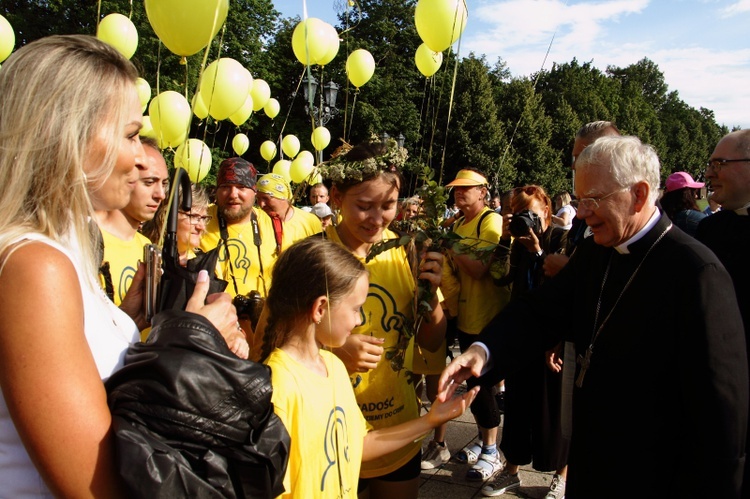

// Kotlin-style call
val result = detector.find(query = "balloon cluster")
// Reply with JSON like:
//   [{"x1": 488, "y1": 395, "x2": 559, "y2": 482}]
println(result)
[
  {"x1": 412, "y1": 0, "x2": 468, "y2": 77},
  {"x1": 91, "y1": 1, "x2": 290, "y2": 184}
]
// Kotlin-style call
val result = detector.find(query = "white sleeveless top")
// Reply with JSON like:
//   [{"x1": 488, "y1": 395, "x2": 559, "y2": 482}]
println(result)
[{"x1": 0, "y1": 232, "x2": 138, "y2": 497}]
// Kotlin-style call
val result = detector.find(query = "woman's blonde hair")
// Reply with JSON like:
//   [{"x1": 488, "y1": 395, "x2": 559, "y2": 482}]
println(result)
[{"x1": 0, "y1": 35, "x2": 139, "y2": 279}]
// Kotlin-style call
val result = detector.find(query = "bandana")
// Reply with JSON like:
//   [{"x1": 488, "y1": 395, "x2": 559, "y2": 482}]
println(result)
[
  {"x1": 217, "y1": 157, "x2": 257, "y2": 189},
  {"x1": 257, "y1": 173, "x2": 292, "y2": 200}
]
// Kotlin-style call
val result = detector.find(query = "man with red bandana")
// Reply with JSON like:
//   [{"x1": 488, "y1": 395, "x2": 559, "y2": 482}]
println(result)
[{"x1": 200, "y1": 157, "x2": 277, "y2": 298}]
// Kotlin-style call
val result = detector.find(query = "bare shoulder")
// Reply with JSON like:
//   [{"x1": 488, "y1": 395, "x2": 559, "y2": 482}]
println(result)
[{"x1": 0, "y1": 240, "x2": 78, "y2": 295}]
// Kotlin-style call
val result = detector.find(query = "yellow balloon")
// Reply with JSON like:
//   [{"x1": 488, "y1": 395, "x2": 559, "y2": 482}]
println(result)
[
  {"x1": 174, "y1": 142, "x2": 185, "y2": 168},
  {"x1": 140, "y1": 115, "x2": 156, "y2": 140},
  {"x1": 135, "y1": 78, "x2": 151, "y2": 112},
  {"x1": 264, "y1": 98, "x2": 280, "y2": 119},
  {"x1": 250, "y1": 79, "x2": 271, "y2": 112},
  {"x1": 191, "y1": 92, "x2": 209, "y2": 120},
  {"x1": 311, "y1": 126, "x2": 331, "y2": 151},
  {"x1": 281, "y1": 135, "x2": 301, "y2": 159},
  {"x1": 260, "y1": 140, "x2": 277, "y2": 162},
  {"x1": 96, "y1": 13, "x2": 138, "y2": 60},
  {"x1": 232, "y1": 133, "x2": 250, "y2": 156},
  {"x1": 144, "y1": 0, "x2": 228, "y2": 57},
  {"x1": 415, "y1": 43, "x2": 443, "y2": 77},
  {"x1": 228, "y1": 94, "x2": 254, "y2": 126},
  {"x1": 290, "y1": 153, "x2": 315, "y2": 184},
  {"x1": 0, "y1": 15, "x2": 14, "y2": 63},
  {"x1": 158, "y1": 132, "x2": 186, "y2": 151},
  {"x1": 180, "y1": 139, "x2": 212, "y2": 183},
  {"x1": 316, "y1": 23, "x2": 340, "y2": 66},
  {"x1": 200, "y1": 58, "x2": 250, "y2": 121},
  {"x1": 298, "y1": 150, "x2": 315, "y2": 166},
  {"x1": 415, "y1": 0, "x2": 468, "y2": 53},
  {"x1": 291, "y1": 18, "x2": 331, "y2": 66},
  {"x1": 272, "y1": 159, "x2": 292, "y2": 184},
  {"x1": 346, "y1": 49, "x2": 375, "y2": 88},
  {"x1": 308, "y1": 172, "x2": 323, "y2": 185},
  {"x1": 148, "y1": 91, "x2": 191, "y2": 149}
]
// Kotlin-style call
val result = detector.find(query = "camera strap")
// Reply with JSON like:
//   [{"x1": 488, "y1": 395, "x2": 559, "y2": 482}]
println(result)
[{"x1": 218, "y1": 210, "x2": 267, "y2": 296}]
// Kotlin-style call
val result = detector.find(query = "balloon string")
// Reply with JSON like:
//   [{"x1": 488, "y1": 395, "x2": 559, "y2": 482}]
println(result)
[
  {"x1": 438, "y1": 49, "x2": 459, "y2": 186},
  {"x1": 492, "y1": 6, "x2": 561, "y2": 192},
  {"x1": 128, "y1": 0, "x2": 133, "y2": 19},
  {"x1": 196, "y1": 11, "x2": 227, "y2": 148},
  {"x1": 347, "y1": 90, "x2": 359, "y2": 142},
  {"x1": 96, "y1": 0, "x2": 101, "y2": 25},
  {"x1": 416, "y1": 77, "x2": 430, "y2": 169},
  {"x1": 276, "y1": 67, "x2": 307, "y2": 162},
  {"x1": 426, "y1": 52, "x2": 449, "y2": 183},
  {"x1": 338, "y1": 0, "x2": 362, "y2": 37}
]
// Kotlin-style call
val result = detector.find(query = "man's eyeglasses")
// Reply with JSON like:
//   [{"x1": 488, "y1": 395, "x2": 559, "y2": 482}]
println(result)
[
  {"x1": 178, "y1": 211, "x2": 212, "y2": 225},
  {"x1": 572, "y1": 187, "x2": 629, "y2": 211},
  {"x1": 705, "y1": 158, "x2": 750, "y2": 172}
]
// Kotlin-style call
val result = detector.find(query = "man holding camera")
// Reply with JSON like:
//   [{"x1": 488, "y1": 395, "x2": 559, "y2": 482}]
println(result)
[
  {"x1": 440, "y1": 136, "x2": 747, "y2": 498},
  {"x1": 200, "y1": 158, "x2": 277, "y2": 301},
  {"x1": 441, "y1": 168, "x2": 511, "y2": 481}
]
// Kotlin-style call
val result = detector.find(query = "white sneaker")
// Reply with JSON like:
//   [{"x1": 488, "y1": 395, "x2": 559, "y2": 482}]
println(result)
[
  {"x1": 421, "y1": 440, "x2": 450, "y2": 470},
  {"x1": 544, "y1": 473, "x2": 566, "y2": 499}
]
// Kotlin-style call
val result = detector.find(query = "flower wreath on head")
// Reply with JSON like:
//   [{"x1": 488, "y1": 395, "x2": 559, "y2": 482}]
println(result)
[{"x1": 317, "y1": 137, "x2": 409, "y2": 184}]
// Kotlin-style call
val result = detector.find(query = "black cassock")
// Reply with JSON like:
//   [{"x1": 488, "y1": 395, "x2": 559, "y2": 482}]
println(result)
[{"x1": 480, "y1": 212, "x2": 748, "y2": 498}]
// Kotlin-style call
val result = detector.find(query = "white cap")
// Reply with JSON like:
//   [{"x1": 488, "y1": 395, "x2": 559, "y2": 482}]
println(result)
[{"x1": 311, "y1": 203, "x2": 333, "y2": 219}]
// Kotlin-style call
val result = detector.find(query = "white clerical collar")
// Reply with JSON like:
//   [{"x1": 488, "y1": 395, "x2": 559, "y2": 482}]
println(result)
[
  {"x1": 735, "y1": 202, "x2": 750, "y2": 216},
  {"x1": 614, "y1": 208, "x2": 661, "y2": 255}
]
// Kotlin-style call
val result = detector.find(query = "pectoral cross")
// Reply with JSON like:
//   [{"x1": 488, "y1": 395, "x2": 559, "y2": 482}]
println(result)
[{"x1": 576, "y1": 346, "x2": 593, "y2": 388}]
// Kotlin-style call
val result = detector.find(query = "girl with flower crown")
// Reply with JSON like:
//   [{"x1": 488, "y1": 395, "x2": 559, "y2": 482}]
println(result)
[{"x1": 315, "y1": 140, "x2": 447, "y2": 498}]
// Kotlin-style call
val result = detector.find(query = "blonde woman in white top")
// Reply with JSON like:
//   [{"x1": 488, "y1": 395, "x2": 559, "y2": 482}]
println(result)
[{"x1": 0, "y1": 35, "x2": 236, "y2": 498}]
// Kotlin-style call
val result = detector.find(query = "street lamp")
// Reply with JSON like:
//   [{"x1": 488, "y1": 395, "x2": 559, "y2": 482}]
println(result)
[
  {"x1": 302, "y1": 75, "x2": 340, "y2": 126},
  {"x1": 380, "y1": 132, "x2": 406, "y2": 148}
]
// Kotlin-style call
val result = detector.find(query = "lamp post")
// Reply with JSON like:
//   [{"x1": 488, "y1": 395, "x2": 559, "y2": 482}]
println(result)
[
  {"x1": 379, "y1": 132, "x2": 406, "y2": 148},
  {"x1": 302, "y1": 75, "x2": 340, "y2": 126}
]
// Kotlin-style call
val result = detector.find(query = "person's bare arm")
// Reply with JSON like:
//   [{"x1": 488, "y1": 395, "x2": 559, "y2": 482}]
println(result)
[
  {"x1": 362, "y1": 384, "x2": 479, "y2": 461},
  {"x1": 0, "y1": 243, "x2": 124, "y2": 498}
]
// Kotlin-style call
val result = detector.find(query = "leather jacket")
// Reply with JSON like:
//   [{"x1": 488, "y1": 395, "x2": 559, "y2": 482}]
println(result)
[{"x1": 106, "y1": 310, "x2": 289, "y2": 498}]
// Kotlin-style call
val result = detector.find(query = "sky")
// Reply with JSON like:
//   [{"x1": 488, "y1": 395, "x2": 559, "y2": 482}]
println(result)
[{"x1": 274, "y1": 0, "x2": 750, "y2": 130}]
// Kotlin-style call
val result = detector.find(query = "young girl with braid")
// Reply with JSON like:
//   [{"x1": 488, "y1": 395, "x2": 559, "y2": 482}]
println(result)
[{"x1": 261, "y1": 237, "x2": 477, "y2": 498}]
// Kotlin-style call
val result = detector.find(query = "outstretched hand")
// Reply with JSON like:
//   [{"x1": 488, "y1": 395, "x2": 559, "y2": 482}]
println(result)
[
  {"x1": 427, "y1": 384, "x2": 480, "y2": 427},
  {"x1": 437, "y1": 344, "x2": 488, "y2": 402}
]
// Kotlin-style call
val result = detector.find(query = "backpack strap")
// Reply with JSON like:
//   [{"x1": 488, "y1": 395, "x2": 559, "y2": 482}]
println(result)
[{"x1": 455, "y1": 209, "x2": 495, "y2": 237}]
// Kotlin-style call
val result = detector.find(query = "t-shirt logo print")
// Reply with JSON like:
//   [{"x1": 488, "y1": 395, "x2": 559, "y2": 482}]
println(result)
[
  {"x1": 321, "y1": 406, "x2": 353, "y2": 494},
  {"x1": 362, "y1": 283, "x2": 410, "y2": 372},
  {"x1": 219, "y1": 238, "x2": 251, "y2": 283}
]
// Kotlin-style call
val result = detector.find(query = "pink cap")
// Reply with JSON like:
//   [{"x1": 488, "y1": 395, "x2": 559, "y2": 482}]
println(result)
[{"x1": 665, "y1": 172, "x2": 704, "y2": 192}]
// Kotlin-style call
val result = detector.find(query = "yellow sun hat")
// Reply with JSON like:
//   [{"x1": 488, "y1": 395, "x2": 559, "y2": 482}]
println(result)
[{"x1": 446, "y1": 169, "x2": 488, "y2": 187}]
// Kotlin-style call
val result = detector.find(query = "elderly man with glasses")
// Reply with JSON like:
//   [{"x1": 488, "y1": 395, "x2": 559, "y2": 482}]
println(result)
[
  {"x1": 696, "y1": 128, "x2": 750, "y2": 496},
  {"x1": 441, "y1": 135, "x2": 747, "y2": 498}
]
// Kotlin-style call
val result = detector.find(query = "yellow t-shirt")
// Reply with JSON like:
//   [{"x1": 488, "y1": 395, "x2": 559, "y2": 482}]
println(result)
[
  {"x1": 200, "y1": 205, "x2": 277, "y2": 297},
  {"x1": 453, "y1": 208, "x2": 510, "y2": 334},
  {"x1": 282, "y1": 207, "x2": 323, "y2": 250},
  {"x1": 100, "y1": 229, "x2": 151, "y2": 305},
  {"x1": 267, "y1": 349, "x2": 367, "y2": 498},
  {"x1": 325, "y1": 226, "x2": 422, "y2": 478}
]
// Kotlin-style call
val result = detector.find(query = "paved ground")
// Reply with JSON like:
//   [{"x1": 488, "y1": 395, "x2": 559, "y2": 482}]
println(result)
[{"x1": 416, "y1": 345, "x2": 558, "y2": 499}]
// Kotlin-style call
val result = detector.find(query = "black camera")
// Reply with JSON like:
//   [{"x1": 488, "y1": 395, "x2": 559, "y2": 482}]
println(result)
[
  {"x1": 233, "y1": 290, "x2": 265, "y2": 330},
  {"x1": 509, "y1": 209, "x2": 543, "y2": 238}
]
